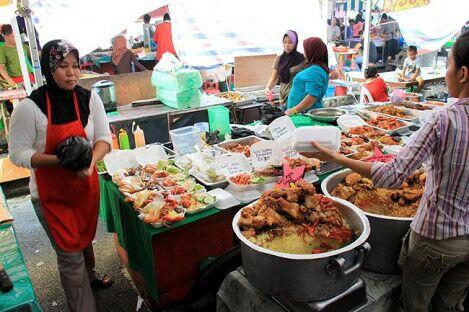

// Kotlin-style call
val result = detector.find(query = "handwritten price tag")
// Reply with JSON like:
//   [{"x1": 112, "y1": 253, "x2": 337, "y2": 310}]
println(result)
[
  {"x1": 268, "y1": 116, "x2": 295, "y2": 141},
  {"x1": 279, "y1": 136, "x2": 300, "y2": 158},
  {"x1": 250, "y1": 141, "x2": 283, "y2": 170},
  {"x1": 277, "y1": 163, "x2": 305, "y2": 188},
  {"x1": 216, "y1": 154, "x2": 251, "y2": 177}
]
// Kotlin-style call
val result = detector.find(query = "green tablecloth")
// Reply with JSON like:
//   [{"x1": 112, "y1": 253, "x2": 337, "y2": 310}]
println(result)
[
  {"x1": 99, "y1": 177, "x2": 223, "y2": 301},
  {"x1": 0, "y1": 188, "x2": 41, "y2": 312}
]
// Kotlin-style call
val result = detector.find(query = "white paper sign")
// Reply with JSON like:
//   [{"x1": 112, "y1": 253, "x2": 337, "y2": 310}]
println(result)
[
  {"x1": 216, "y1": 153, "x2": 252, "y2": 178},
  {"x1": 279, "y1": 136, "x2": 299, "y2": 158},
  {"x1": 268, "y1": 116, "x2": 295, "y2": 141},
  {"x1": 250, "y1": 141, "x2": 283, "y2": 169}
]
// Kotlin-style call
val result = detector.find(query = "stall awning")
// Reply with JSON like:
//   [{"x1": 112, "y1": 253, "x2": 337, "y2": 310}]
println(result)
[
  {"x1": 389, "y1": 0, "x2": 468, "y2": 52},
  {"x1": 169, "y1": 0, "x2": 325, "y2": 69}
]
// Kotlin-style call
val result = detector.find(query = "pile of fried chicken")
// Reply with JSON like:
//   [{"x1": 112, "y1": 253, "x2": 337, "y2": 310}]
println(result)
[
  {"x1": 238, "y1": 180, "x2": 353, "y2": 254},
  {"x1": 331, "y1": 169, "x2": 426, "y2": 218}
]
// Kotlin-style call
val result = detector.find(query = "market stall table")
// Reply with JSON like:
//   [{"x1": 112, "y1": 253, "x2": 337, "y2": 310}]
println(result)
[
  {"x1": 0, "y1": 187, "x2": 41, "y2": 312},
  {"x1": 0, "y1": 88, "x2": 28, "y2": 136},
  {"x1": 99, "y1": 176, "x2": 240, "y2": 310},
  {"x1": 348, "y1": 67, "x2": 446, "y2": 89}
]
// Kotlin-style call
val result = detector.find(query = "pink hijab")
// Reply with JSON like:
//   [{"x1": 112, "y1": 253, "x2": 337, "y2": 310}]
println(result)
[{"x1": 111, "y1": 35, "x2": 128, "y2": 65}]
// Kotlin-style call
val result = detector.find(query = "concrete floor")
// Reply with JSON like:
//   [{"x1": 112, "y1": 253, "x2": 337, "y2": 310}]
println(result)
[{"x1": 8, "y1": 195, "x2": 145, "y2": 312}]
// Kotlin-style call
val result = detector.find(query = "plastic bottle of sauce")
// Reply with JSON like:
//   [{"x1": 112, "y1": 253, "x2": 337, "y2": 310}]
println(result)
[
  {"x1": 118, "y1": 129, "x2": 130, "y2": 150},
  {"x1": 132, "y1": 122, "x2": 146, "y2": 148},
  {"x1": 112, "y1": 132, "x2": 119, "y2": 150}
]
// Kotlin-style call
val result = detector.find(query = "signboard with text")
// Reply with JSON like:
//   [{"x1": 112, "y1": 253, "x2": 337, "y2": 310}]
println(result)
[{"x1": 383, "y1": 0, "x2": 430, "y2": 12}]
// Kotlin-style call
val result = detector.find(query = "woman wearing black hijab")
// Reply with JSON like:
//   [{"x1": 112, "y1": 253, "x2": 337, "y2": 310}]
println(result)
[
  {"x1": 265, "y1": 30, "x2": 305, "y2": 105},
  {"x1": 9, "y1": 40, "x2": 112, "y2": 311}
]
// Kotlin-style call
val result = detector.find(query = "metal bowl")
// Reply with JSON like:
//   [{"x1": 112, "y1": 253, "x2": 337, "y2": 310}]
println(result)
[
  {"x1": 307, "y1": 108, "x2": 347, "y2": 123},
  {"x1": 233, "y1": 197, "x2": 370, "y2": 302},
  {"x1": 321, "y1": 169, "x2": 413, "y2": 274}
]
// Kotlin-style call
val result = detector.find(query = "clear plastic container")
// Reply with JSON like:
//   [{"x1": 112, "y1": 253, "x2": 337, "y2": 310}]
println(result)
[
  {"x1": 170, "y1": 126, "x2": 203, "y2": 155},
  {"x1": 291, "y1": 126, "x2": 341, "y2": 153},
  {"x1": 207, "y1": 106, "x2": 231, "y2": 138}
]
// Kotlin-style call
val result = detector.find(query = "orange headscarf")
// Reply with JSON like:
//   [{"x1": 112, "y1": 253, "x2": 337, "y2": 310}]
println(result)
[{"x1": 111, "y1": 35, "x2": 128, "y2": 65}]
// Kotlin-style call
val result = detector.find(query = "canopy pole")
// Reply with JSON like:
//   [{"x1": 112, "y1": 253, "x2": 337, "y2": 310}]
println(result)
[
  {"x1": 10, "y1": 16, "x2": 31, "y2": 94},
  {"x1": 362, "y1": 0, "x2": 372, "y2": 71},
  {"x1": 17, "y1": 0, "x2": 42, "y2": 89}
]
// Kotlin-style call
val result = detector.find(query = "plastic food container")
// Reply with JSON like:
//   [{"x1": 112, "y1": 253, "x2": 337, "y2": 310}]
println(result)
[
  {"x1": 170, "y1": 126, "x2": 202, "y2": 155},
  {"x1": 337, "y1": 115, "x2": 367, "y2": 131},
  {"x1": 291, "y1": 126, "x2": 341, "y2": 153},
  {"x1": 207, "y1": 105, "x2": 231, "y2": 139}
]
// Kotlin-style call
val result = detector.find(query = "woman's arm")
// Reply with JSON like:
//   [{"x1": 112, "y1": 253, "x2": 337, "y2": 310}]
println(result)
[
  {"x1": 9, "y1": 100, "x2": 60, "y2": 169},
  {"x1": 130, "y1": 52, "x2": 148, "y2": 72},
  {"x1": 305, "y1": 110, "x2": 441, "y2": 188},
  {"x1": 285, "y1": 95, "x2": 316, "y2": 115},
  {"x1": 265, "y1": 69, "x2": 279, "y2": 94}
]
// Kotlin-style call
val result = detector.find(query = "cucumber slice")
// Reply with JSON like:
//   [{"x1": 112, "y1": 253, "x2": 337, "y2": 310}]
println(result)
[
  {"x1": 193, "y1": 184, "x2": 205, "y2": 192},
  {"x1": 204, "y1": 195, "x2": 216, "y2": 205}
]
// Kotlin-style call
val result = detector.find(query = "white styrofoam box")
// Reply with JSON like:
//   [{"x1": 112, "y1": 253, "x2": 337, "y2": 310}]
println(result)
[
  {"x1": 133, "y1": 145, "x2": 168, "y2": 166},
  {"x1": 207, "y1": 188, "x2": 240, "y2": 210},
  {"x1": 337, "y1": 114, "x2": 367, "y2": 131},
  {"x1": 104, "y1": 150, "x2": 138, "y2": 176},
  {"x1": 291, "y1": 126, "x2": 341, "y2": 153}
]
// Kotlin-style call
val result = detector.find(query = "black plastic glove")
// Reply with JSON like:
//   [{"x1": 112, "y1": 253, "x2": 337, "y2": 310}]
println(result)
[{"x1": 56, "y1": 136, "x2": 93, "y2": 171}]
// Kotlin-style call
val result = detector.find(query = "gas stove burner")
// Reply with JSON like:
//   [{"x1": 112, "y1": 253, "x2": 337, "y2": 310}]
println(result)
[{"x1": 272, "y1": 278, "x2": 368, "y2": 312}]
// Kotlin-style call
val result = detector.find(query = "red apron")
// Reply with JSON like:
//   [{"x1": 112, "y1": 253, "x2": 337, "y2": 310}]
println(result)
[{"x1": 35, "y1": 91, "x2": 99, "y2": 252}]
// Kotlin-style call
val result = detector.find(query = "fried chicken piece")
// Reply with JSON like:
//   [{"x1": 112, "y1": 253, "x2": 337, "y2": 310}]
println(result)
[
  {"x1": 238, "y1": 215, "x2": 267, "y2": 230},
  {"x1": 277, "y1": 198, "x2": 304, "y2": 221},
  {"x1": 262, "y1": 207, "x2": 286, "y2": 227},
  {"x1": 296, "y1": 180, "x2": 317, "y2": 195},
  {"x1": 345, "y1": 173, "x2": 362, "y2": 186},
  {"x1": 263, "y1": 188, "x2": 287, "y2": 199},
  {"x1": 399, "y1": 189, "x2": 424, "y2": 202},
  {"x1": 331, "y1": 184, "x2": 356, "y2": 200},
  {"x1": 286, "y1": 188, "x2": 302, "y2": 202},
  {"x1": 304, "y1": 194, "x2": 321, "y2": 210}
]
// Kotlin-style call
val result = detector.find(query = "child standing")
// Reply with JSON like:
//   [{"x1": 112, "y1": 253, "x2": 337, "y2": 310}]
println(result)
[{"x1": 397, "y1": 45, "x2": 425, "y2": 92}]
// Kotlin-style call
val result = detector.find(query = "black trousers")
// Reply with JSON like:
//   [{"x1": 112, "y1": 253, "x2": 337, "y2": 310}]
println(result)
[{"x1": 383, "y1": 39, "x2": 398, "y2": 61}]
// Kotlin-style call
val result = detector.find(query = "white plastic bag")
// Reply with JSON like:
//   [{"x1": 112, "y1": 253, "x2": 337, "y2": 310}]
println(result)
[{"x1": 154, "y1": 52, "x2": 183, "y2": 72}]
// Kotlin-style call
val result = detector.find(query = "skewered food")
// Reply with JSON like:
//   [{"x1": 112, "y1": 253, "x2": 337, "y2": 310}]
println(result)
[
  {"x1": 238, "y1": 181, "x2": 354, "y2": 254},
  {"x1": 331, "y1": 169, "x2": 425, "y2": 218}
]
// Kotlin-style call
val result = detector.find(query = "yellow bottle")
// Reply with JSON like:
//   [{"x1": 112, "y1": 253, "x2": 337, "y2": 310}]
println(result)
[
  {"x1": 112, "y1": 133, "x2": 120, "y2": 150},
  {"x1": 132, "y1": 122, "x2": 146, "y2": 148}
]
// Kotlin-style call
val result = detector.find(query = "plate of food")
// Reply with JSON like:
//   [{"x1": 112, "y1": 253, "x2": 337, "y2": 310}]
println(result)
[
  {"x1": 365, "y1": 104, "x2": 419, "y2": 123},
  {"x1": 360, "y1": 112, "x2": 414, "y2": 135}
]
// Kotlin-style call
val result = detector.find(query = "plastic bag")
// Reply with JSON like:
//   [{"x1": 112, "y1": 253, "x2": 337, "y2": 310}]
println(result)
[
  {"x1": 156, "y1": 87, "x2": 201, "y2": 109},
  {"x1": 261, "y1": 104, "x2": 284, "y2": 125},
  {"x1": 56, "y1": 136, "x2": 93, "y2": 171},
  {"x1": 151, "y1": 68, "x2": 202, "y2": 91},
  {"x1": 154, "y1": 52, "x2": 183, "y2": 72}
]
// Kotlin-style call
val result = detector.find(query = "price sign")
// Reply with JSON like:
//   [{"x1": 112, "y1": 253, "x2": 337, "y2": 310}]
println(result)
[
  {"x1": 216, "y1": 153, "x2": 251, "y2": 177},
  {"x1": 383, "y1": 0, "x2": 430, "y2": 12},
  {"x1": 279, "y1": 136, "x2": 300, "y2": 158},
  {"x1": 277, "y1": 163, "x2": 305, "y2": 188},
  {"x1": 250, "y1": 141, "x2": 283, "y2": 169},
  {"x1": 269, "y1": 116, "x2": 295, "y2": 141},
  {"x1": 364, "y1": 147, "x2": 395, "y2": 163}
]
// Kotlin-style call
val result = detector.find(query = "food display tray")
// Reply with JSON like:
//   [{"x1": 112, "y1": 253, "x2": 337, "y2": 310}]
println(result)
[
  {"x1": 215, "y1": 91, "x2": 254, "y2": 106},
  {"x1": 364, "y1": 103, "x2": 420, "y2": 123},
  {"x1": 188, "y1": 169, "x2": 229, "y2": 189},
  {"x1": 216, "y1": 135, "x2": 265, "y2": 156},
  {"x1": 359, "y1": 111, "x2": 415, "y2": 136},
  {"x1": 236, "y1": 85, "x2": 280, "y2": 102}
]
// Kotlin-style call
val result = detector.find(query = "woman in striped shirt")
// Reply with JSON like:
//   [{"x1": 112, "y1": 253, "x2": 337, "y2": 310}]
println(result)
[{"x1": 307, "y1": 32, "x2": 469, "y2": 312}]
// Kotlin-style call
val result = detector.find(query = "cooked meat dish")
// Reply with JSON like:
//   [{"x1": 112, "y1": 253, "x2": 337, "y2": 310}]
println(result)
[
  {"x1": 238, "y1": 181, "x2": 355, "y2": 254},
  {"x1": 367, "y1": 116, "x2": 405, "y2": 130},
  {"x1": 331, "y1": 169, "x2": 426, "y2": 218},
  {"x1": 373, "y1": 105, "x2": 410, "y2": 118}
]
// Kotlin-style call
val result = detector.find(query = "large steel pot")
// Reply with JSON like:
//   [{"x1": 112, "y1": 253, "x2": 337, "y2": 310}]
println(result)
[
  {"x1": 322, "y1": 169, "x2": 412, "y2": 274},
  {"x1": 232, "y1": 197, "x2": 370, "y2": 302}
]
